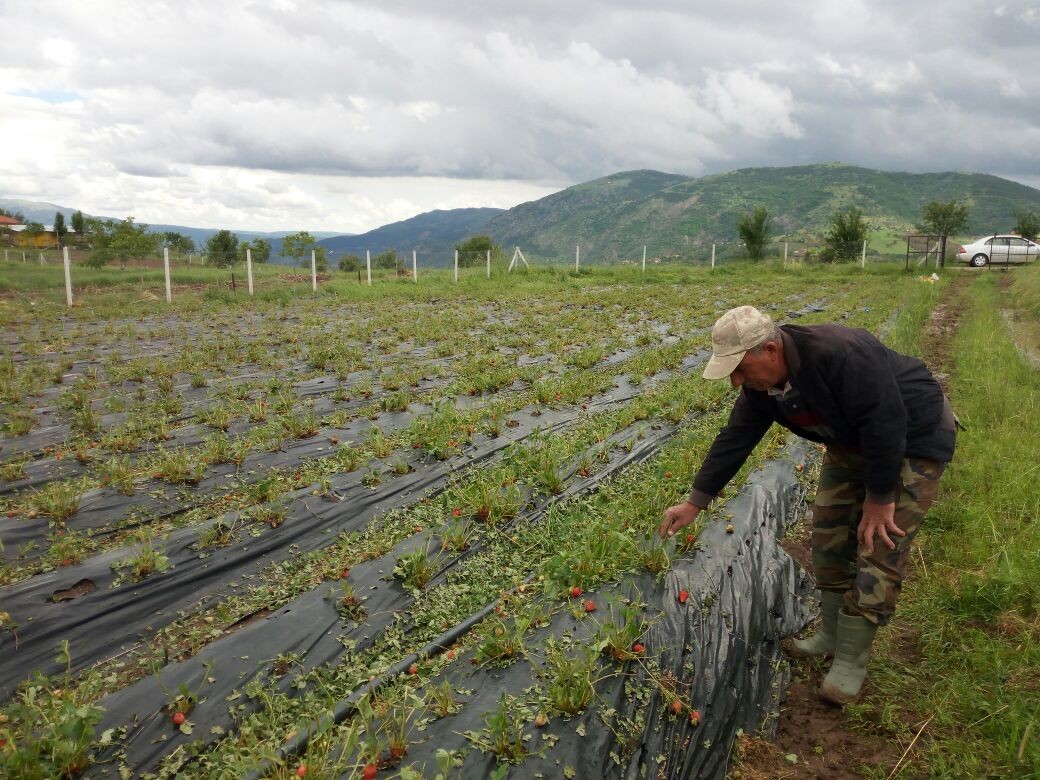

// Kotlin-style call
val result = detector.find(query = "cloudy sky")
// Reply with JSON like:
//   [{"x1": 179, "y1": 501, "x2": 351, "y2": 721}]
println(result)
[{"x1": 1, "y1": 0, "x2": 1038, "y2": 233}]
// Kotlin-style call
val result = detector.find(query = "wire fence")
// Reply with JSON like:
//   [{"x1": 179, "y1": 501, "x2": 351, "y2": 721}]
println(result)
[{"x1": 0, "y1": 232, "x2": 953, "y2": 309}]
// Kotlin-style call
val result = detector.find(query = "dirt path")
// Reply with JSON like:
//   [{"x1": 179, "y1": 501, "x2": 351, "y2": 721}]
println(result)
[{"x1": 731, "y1": 275, "x2": 972, "y2": 779}]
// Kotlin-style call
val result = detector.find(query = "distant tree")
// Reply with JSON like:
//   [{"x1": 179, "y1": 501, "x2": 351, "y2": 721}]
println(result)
[
  {"x1": 313, "y1": 246, "x2": 328, "y2": 272},
  {"x1": 1013, "y1": 209, "x2": 1040, "y2": 241},
  {"x1": 281, "y1": 231, "x2": 318, "y2": 269},
  {"x1": 338, "y1": 253, "x2": 362, "y2": 272},
  {"x1": 70, "y1": 210, "x2": 85, "y2": 237},
  {"x1": 82, "y1": 216, "x2": 109, "y2": 249},
  {"x1": 918, "y1": 200, "x2": 969, "y2": 237},
  {"x1": 252, "y1": 238, "x2": 271, "y2": 264},
  {"x1": 85, "y1": 218, "x2": 158, "y2": 269},
  {"x1": 205, "y1": 230, "x2": 239, "y2": 268},
  {"x1": 237, "y1": 238, "x2": 270, "y2": 265},
  {"x1": 160, "y1": 231, "x2": 195, "y2": 257},
  {"x1": 821, "y1": 206, "x2": 869, "y2": 263},
  {"x1": 53, "y1": 212, "x2": 67, "y2": 248},
  {"x1": 373, "y1": 249, "x2": 399, "y2": 269},
  {"x1": 454, "y1": 235, "x2": 502, "y2": 268},
  {"x1": 736, "y1": 207, "x2": 772, "y2": 261}
]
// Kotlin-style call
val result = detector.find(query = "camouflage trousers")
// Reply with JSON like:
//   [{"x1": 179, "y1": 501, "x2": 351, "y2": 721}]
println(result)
[{"x1": 811, "y1": 448, "x2": 946, "y2": 626}]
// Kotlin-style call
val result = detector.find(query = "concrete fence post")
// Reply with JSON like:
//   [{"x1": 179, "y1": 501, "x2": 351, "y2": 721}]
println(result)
[
  {"x1": 246, "y1": 248, "x2": 254, "y2": 295},
  {"x1": 163, "y1": 247, "x2": 172, "y2": 302},
  {"x1": 642, "y1": 245, "x2": 646, "y2": 273},
  {"x1": 366, "y1": 250, "x2": 372, "y2": 286},
  {"x1": 711, "y1": 243, "x2": 716, "y2": 269},
  {"x1": 861, "y1": 239, "x2": 867, "y2": 268},
  {"x1": 63, "y1": 246, "x2": 73, "y2": 307},
  {"x1": 311, "y1": 249, "x2": 317, "y2": 291},
  {"x1": 575, "y1": 244, "x2": 580, "y2": 272},
  {"x1": 454, "y1": 249, "x2": 459, "y2": 283},
  {"x1": 412, "y1": 249, "x2": 417, "y2": 283},
  {"x1": 486, "y1": 249, "x2": 491, "y2": 279}
]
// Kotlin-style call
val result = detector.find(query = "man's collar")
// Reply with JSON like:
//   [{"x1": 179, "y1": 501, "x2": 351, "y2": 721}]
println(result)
[{"x1": 780, "y1": 327, "x2": 800, "y2": 378}]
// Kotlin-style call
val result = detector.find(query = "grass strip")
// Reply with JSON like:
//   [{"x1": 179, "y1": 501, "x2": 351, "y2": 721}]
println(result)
[{"x1": 854, "y1": 273, "x2": 1039, "y2": 777}]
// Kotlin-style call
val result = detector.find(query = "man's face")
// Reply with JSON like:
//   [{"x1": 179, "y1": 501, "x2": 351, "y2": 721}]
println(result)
[{"x1": 729, "y1": 341, "x2": 785, "y2": 391}]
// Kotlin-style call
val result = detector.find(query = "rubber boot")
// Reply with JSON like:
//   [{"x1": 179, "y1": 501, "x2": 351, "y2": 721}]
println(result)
[
  {"x1": 819, "y1": 609, "x2": 878, "y2": 705},
  {"x1": 789, "y1": 590, "x2": 844, "y2": 658}
]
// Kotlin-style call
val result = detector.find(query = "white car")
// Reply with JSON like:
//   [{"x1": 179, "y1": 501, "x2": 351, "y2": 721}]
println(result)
[{"x1": 957, "y1": 235, "x2": 1039, "y2": 267}]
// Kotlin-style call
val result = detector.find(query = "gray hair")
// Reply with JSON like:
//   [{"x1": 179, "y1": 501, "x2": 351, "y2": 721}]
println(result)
[{"x1": 748, "y1": 325, "x2": 782, "y2": 355}]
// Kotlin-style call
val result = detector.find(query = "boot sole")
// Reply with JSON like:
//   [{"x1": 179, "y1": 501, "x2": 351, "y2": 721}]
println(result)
[
  {"x1": 818, "y1": 679, "x2": 863, "y2": 706},
  {"x1": 783, "y1": 638, "x2": 835, "y2": 659}
]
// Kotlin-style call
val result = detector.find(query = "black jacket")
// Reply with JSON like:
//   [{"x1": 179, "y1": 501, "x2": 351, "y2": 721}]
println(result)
[{"x1": 690, "y1": 323, "x2": 954, "y2": 505}]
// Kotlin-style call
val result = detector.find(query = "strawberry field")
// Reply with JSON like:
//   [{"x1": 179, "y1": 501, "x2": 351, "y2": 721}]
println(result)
[{"x1": 0, "y1": 265, "x2": 936, "y2": 778}]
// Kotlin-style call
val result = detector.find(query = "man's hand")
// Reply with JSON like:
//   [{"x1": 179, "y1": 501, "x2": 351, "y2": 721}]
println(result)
[
  {"x1": 660, "y1": 501, "x2": 701, "y2": 539},
  {"x1": 857, "y1": 501, "x2": 903, "y2": 554}
]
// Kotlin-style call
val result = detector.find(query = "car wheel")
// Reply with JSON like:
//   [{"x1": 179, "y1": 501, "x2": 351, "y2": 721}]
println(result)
[{"x1": 970, "y1": 254, "x2": 988, "y2": 267}]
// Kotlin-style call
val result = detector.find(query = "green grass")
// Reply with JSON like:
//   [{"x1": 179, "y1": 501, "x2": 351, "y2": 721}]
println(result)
[{"x1": 859, "y1": 272, "x2": 1040, "y2": 777}]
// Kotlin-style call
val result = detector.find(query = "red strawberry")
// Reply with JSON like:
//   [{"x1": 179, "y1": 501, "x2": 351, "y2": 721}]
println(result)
[
  {"x1": 451, "y1": 507, "x2": 462, "y2": 517},
  {"x1": 363, "y1": 765, "x2": 378, "y2": 780},
  {"x1": 689, "y1": 709, "x2": 701, "y2": 726},
  {"x1": 340, "y1": 568, "x2": 350, "y2": 579},
  {"x1": 407, "y1": 663, "x2": 419, "y2": 676},
  {"x1": 445, "y1": 649, "x2": 456, "y2": 661},
  {"x1": 632, "y1": 643, "x2": 645, "y2": 654},
  {"x1": 684, "y1": 533, "x2": 696, "y2": 544},
  {"x1": 670, "y1": 699, "x2": 682, "y2": 715},
  {"x1": 678, "y1": 590, "x2": 689, "y2": 604},
  {"x1": 171, "y1": 711, "x2": 186, "y2": 726},
  {"x1": 569, "y1": 586, "x2": 582, "y2": 598},
  {"x1": 584, "y1": 599, "x2": 596, "y2": 613},
  {"x1": 296, "y1": 765, "x2": 308, "y2": 778}
]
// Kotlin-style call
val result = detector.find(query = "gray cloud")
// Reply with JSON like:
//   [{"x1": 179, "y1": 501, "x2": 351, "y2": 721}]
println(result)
[{"x1": 0, "y1": 0, "x2": 1037, "y2": 231}]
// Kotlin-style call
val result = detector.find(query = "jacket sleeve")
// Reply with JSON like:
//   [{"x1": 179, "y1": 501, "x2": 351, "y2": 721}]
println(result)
[
  {"x1": 837, "y1": 342, "x2": 907, "y2": 503},
  {"x1": 689, "y1": 391, "x2": 774, "y2": 506}
]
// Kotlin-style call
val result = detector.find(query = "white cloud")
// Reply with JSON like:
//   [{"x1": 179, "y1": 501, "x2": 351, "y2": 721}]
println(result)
[{"x1": 0, "y1": 0, "x2": 1037, "y2": 232}]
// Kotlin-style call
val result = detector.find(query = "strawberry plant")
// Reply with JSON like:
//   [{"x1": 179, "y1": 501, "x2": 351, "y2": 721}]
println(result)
[
  {"x1": 474, "y1": 614, "x2": 530, "y2": 667},
  {"x1": 542, "y1": 638, "x2": 599, "y2": 715},
  {"x1": 463, "y1": 693, "x2": 530, "y2": 764},
  {"x1": 392, "y1": 547, "x2": 440, "y2": 592},
  {"x1": 595, "y1": 599, "x2": 647, "y2": 662},
  {"x1": 97, "y1": 455, "x2": 135, "y2": 495},
  {"x1": 427, "y1": 680, "x2": 460, "y2": 718},
  {"x1": 112, "y1": 528, "x2": 170, "y2": 582},
  {"x1": 28, "y1": 479, "x2": 83, "y2": 524},
  {"x1": 0, "y1": 642, "x2": 104, "y2": 778}
]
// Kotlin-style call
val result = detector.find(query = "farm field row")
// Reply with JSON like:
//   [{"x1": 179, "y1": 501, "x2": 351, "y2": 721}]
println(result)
[{"x1": 1, "y1": 264, "x2": 939, "y2": 778}]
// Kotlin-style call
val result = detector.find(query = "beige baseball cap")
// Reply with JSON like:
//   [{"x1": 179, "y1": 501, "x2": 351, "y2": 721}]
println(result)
[{"x1": 702, "y1": 305, "x2": 775, "y2": 379}]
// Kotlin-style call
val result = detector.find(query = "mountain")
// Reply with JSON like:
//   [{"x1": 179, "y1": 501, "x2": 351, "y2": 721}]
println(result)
[
  {"x1": 8, "y1": 164, "x2": 1039, "y2": 267},
  {"x1": 484, "y1": 164, "x2": 1040, "y2": 261},
  {"x1": 316, "y1": 207, "x2": 504, "y2": 266}
]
